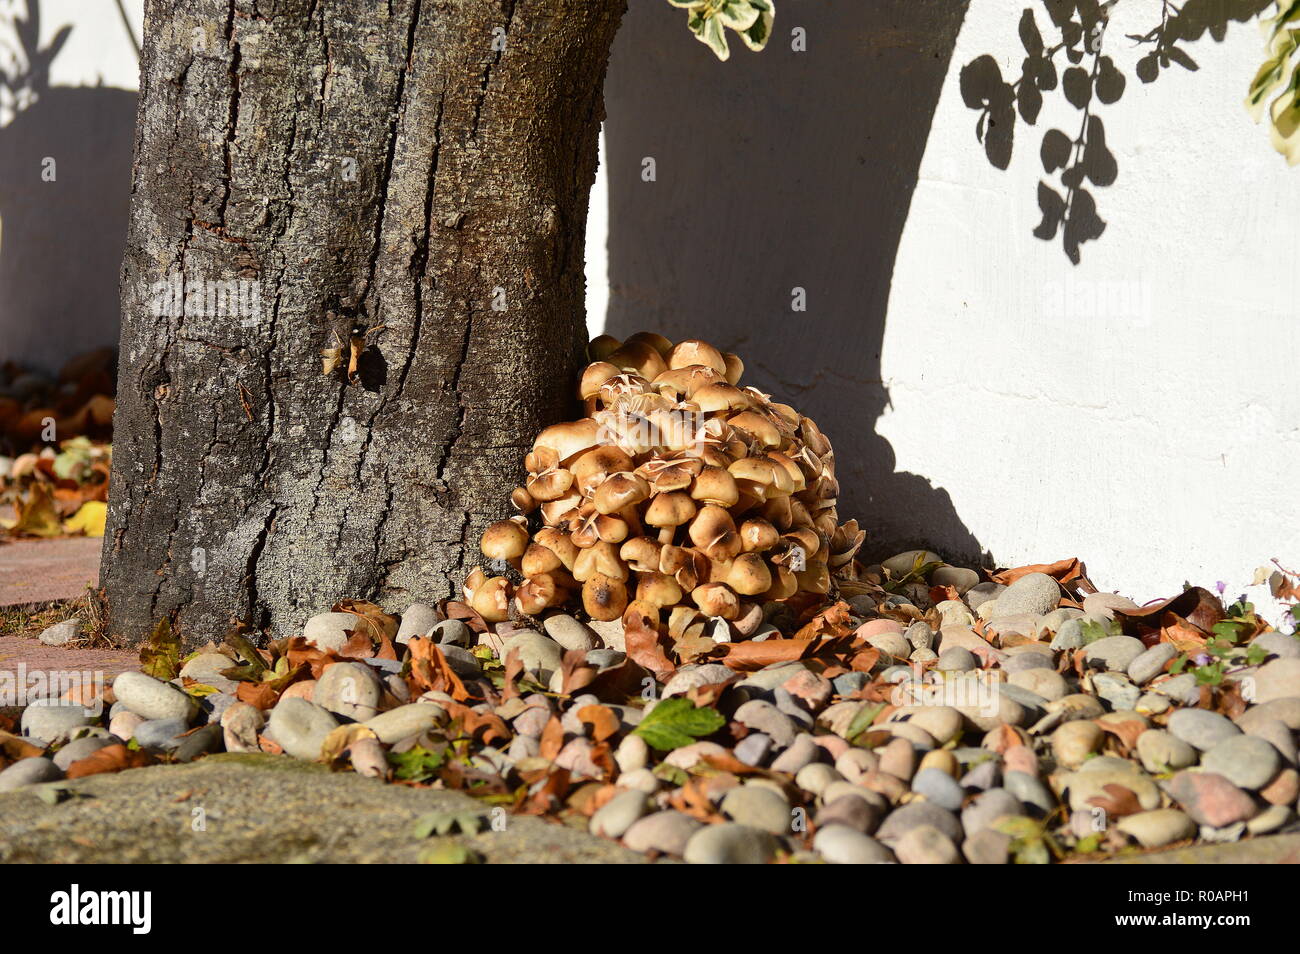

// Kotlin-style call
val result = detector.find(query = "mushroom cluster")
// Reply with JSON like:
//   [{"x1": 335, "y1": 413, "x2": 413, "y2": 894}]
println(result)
[{"x1": 464, "y1": 333, "x2": 865, "y2": 639}]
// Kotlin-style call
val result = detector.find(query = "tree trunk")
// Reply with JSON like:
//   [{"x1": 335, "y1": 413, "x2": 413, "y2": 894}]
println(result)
[{"x1": 103, "y1": 0, "x2": 626, "y2": 646}]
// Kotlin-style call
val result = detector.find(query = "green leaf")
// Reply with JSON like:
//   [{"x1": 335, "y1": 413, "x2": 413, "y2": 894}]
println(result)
[
  {"x1": 412, "y1": 811, "x2": 485, "y2": 838},
  {"x1": 388, "y1": 745, "x2": 446, "y2": 782},
  {"x1": 845, "y1": 702, "x2": 886, "y2": 743},
  {"x1": 139, "y1": 618, "x2": 182, "y2": 681},
  {"x1": 718, "y1": 1, "x2": 760, "y2": 31},
  {"x1": 632, "y1": 697, "x2": 726, "y2": 752},
  {"x1": 418, "y1": 839, "x2": 483, "y2": 864}
]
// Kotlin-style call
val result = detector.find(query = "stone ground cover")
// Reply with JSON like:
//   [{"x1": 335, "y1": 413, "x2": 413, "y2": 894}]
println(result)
[{"x1": 2, "y1": 555, "x2": 1298, "y2": 864}]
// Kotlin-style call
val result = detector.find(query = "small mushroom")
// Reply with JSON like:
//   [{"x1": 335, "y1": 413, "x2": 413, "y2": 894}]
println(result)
[
  {"x1": 533, "y1": 527, "x2": 579, "y2": 572},
  {"x1": 690, "y1": 466, "x2": 739, "y2": 507},
  {"x1": 587, "y1": 334, "x2": 621, "y2": 362},
  {"x1": 533, "y1": 418, "x2": 601, "y2": 464},
  {"x1": 691, "y1": 382, "x2": 750, "y2": 414},
  {"x1": 579, "y1": 361, "x2": 622, "y2": 400},
  {"x1": 726, "y1": 553, "x2": 773, "y2": 596},
  {"x1": 722, "y1": 352, "x2": 744, "y2": 385},
  {"x1": 480, "y1": 517, "x2": 529, "y2": 564},
  {"x1": 471, "y1": 576, "x2": 513, "y2": 623},
  {"x1": 573, "y1": 540, "x2": 627, "y2": 582},
  {"x1": 688, "y1": 505, "x2": 741, "y2": 563},
  {"x1": 583, "y1": 573, "x2": 629, "y2": 622},
  {"x1": 691, "y1": 582, "x2": 739, "y2": 620},
  {"x1": 668, "y1": 339, "x2": 727, "y2": 375},
  {"x1": 524, "y1": 447, "x2": 574, "y2": 501},
  {"x1": 623, "y1": 331, "x2": 674, "y2": 358},
  {"x1": 571, "y1": 445, "x2": 636, "y2": 495},
  {"x1": 739, "y1": 518, "x2": 780, "y2": 552},
  {"x1": 644, "y1": 491, "x2": 697, "y2": 544},
  {"x1": 593, "y1": 471, "x2": 650, "y2": 514},
  {"x1": 510, "y1": 486, "x2": 537, "y2": 514},
  {"x1": 606, "y1": 340, "x2": 667, "y2": 380},
  {"x1": 620, "y1": 535, "x2": 663, "y2": 574},
  {"x1": 515, "y1": 573, "x2": 566, "y2": 615},
  {"x1": 726, "y1": 410, "x2": 782, "y2": 448},
  {"x1": 636, "y1": 572, "x2": 683, "y2": 607}
]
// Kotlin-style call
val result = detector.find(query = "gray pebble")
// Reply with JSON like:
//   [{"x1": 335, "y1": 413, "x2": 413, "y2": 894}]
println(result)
[
  {"x1": 590, "y1": 789, "x2": 649, "y2": 838},
  {"x1": 20, "y1": 701, "x2": 91, "y2": 745},
  {"x1": 267, "y1": 697, "x2": 339, "y2": 760},
  {"x1": 0, "y1": 756, "x2": 63, "y2": 791},
  {"x1": 133, "y1": 717, "x2": 190, "y2": 752},
  {"x1": 1083, "y1": 635, "x2": 1146, "y2": 673},
  {"x1": 961, "y1": 787, "x2": 1023, "y2": 835},
  {"x1": 1200, "y1": 735, "x2": 1281, "y2": 790},
  {"x1": 623, "y1": 810, "x2": 702, "y2": 855},
  {"x1": 683, "y1": 823, "x2": 779, "y2": 864},
  {"x1": 112, "y1": 671, "x2": 198, "y2": 723},
  {"x1": 814, "y1": 824, "x2": 895, "y2": 863},
  {"x1": 1128, "y1": 643, "x2": 1177, "y2": 685},
  {"x1": 911, "y1": 767, "x2": 965, "y2": 811},
  {"x1": 1168, "y1": 708, "x2": 1241, "y2": 751},
  {"x1": 721, "y1": 784, "x2": 792, "y2": 835}
]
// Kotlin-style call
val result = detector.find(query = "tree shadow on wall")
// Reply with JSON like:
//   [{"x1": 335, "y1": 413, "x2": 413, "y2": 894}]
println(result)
[
  {"x1": 0, "y1": 0, "x2": 137, "y2": 373},
  {"x1": 960, "y1": 0, "x2": 1270, "y2": 264},
  {"x1": 602, "y1": 0, "x2": 990, "y2": 566}
]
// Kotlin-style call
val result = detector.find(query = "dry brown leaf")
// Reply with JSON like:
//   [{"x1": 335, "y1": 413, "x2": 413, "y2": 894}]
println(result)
[
  {"x1": 64, "y1": 743, "x2": 153, "y2": 779},
  {"x1": 576, "y1": 704, "x2": 620, "y2": 743}
]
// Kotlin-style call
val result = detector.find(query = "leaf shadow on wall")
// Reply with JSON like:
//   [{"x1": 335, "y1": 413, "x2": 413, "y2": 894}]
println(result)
[
  {"x1": 0, "y1": 0, "x2": 136, "y2": 373},
  {"x1": 601, "y1": 0, "x2": 991, "y2": 566},
  {"x1": 959, "y1": 0, "x2": 1270, "y2": 264}
]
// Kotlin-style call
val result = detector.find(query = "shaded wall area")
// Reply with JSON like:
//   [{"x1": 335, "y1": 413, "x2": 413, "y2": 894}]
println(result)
[
  {"x1": 602, "y1": 0, "x2": 984, "y2": 564},
  {"x1": 0, "y1": 0, "x2": 137, "y2": 374}
]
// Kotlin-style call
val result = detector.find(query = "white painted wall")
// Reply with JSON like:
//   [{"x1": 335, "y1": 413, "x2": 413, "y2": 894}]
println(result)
[{"x1": 590, "y1": 0, "x2": 1299, "y2": 612}]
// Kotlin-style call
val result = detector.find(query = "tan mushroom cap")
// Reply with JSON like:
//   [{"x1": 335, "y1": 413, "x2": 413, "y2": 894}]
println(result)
[
  {"x1": 579, "y1": 361, "x2": 622, "y2": 400},
  {"x1": 688, "y1": 505, "x2": 741, "y2": 563},
  {"x1": 588, "y1": 334, "x2": 621, "y2": 362},
  {"x1": 644, "y1": 491, "x2": 697, "y2": 543},
  {"x1": 668, "y1": 339, "x2": 727, "y2": 375},
  {"x1": 636, "y1": 572, "x2": 683, "y2": 607},
  {"x1": 571, "y1": 445, "x2": 636, "y2": 495},
  {"x1": 593, "y1": 471, "x2": 651, "y2": 514},
  {"x1": 739, "y1": 518, "x2": 780, "y2": 552},
  {"x1": 606, "y1": 340, "x2": 668, "y2": 380},
  {"x1": 480, "y1": 517, "x2": 529, "y2": 561},
  {"x1": 573, "y1": 540, "x2": 627, "y2": 582},
  {"x1": 652, "y1": 365, "x2": 724, "y2": 400},
  {"x1": 726, "y1": 410, "x2": 782, "y2": 448},
  {"x1": 727, "y1": 552, "x2": 773, "y2": 596},
  {"x1": 583, "y1": 573, "x2": 629, "y2": 622},
  {"x1": 619, "y1": 535, "x2": 663, "y2": 573},
  {"x1": 533, "y1": 527, "x2": 579, "y2": 571},
  {"x1": 722, "y1": 352, "x2": 744, "y2": 386},
  {"x1": 539, "y1": 490, "x2": 582, "y2": 527},
  {"x1": 534, "y1": 418, "x2": 601, "y2": 464},
  {"x1": 471, "y1": 576, "x2": 512, "y2": 623},
  {"x1": 691, "y1": 582, "x2": 739, "y2": 620},
  {"x1": 516, "y1": 573, "x2": 565, "y2": 615},
  {"x1": 510, "y1": 486, "x2": 537, "y2": 514},
  {"x1": 691, "y1": 382, "x2": 750, "y2": 414},
  {"x1": 690, "y1": 466, "x2": 739, "y2": 507},
  {"x1": 623, "y1": 331, "x2": 674, "y2": 359}
]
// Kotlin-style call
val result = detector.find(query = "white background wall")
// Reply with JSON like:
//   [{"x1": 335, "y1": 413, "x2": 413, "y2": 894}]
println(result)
[{"x1": 589, "y1": 0, "x2": 1299, "y2": 612}]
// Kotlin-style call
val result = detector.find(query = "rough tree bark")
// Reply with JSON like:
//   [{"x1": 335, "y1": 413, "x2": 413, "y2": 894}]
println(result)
[{"x1": 103, "y1": 0, "x2": 626, "y2": 645}]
